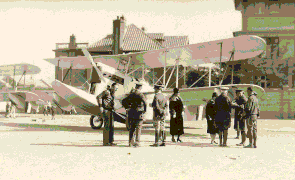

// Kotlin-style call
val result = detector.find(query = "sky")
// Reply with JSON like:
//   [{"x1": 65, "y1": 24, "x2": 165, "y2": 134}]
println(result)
[{"x1": 0, "y1": 0, "x2": 242, "y2": 86}]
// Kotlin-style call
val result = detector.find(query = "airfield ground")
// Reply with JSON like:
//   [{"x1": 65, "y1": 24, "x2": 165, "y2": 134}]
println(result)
[{"x1": 0, "y1": 114, "x2": 295, "y2": 179}]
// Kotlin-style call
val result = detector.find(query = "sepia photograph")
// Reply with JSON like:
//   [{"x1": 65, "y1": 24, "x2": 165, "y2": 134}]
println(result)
[{"x1": 0, "y1": 0, "x2": 294, "y2": 179}]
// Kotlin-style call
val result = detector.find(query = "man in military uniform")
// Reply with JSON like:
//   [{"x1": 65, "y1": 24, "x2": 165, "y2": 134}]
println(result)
[
  {"x1": 234, "y1": 89, "x2": 248, "y2": 146},
  {"x1": 214, "y1": 87, "x2": 236, "y2": 147},
  {"x1": 98, "y1": 83, "x2": 118, "y2": 146},
  {"x1": 151, "y1": 85, "x2": 168, "y2": 147},
  {"x1": 122, "y1": 82, "x2": 147, "y2": 147},
  {"x1": 244, "y1": 86, "x2": 260, "y2": 148},
  {"x1": 5, "y1": 101, "x2": 11, "y2": 118}
]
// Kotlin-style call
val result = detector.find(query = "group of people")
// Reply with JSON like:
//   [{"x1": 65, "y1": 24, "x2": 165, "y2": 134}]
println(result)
[
  {"x1": 205, "y1": 86, "x2": 260, "y2": 148},
  {"x1": 5, "y1": 101, "x2": 16, "y2": 118},
  {"x1": 97, "y1": 82, "x2": 185, "y2": 147},
  {"x1": 43, "y1": 101, "x2": 56, "y2": 120}
]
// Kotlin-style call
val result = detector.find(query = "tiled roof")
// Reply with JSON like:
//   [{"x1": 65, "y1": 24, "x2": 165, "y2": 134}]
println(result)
[
  {"x1": 89, "y1": 25, "x2": 189, "y2": 52},
  {"x1": 88, "y1": 35, "x2": 113, "y2": 51},
  {"x1": 147, "y1": 33, "x2": 164, "y2": 40},
  {"x1": 163, "y1": 36, "x2": 189, "y2": 48},
  {"x1": 121, "y1": 24, "x2": 162, "y2": 51}
]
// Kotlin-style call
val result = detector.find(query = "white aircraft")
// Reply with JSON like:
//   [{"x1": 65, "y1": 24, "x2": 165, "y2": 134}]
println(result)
[
  {"x1": 45, "y1": 35, "x2": 267, "y2": 129},
  {"x1": 0, "y1": 63, "x2": 48, "y2": 113}
]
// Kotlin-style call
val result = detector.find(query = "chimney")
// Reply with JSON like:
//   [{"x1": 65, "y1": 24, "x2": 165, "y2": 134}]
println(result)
[
  {"x1": 69, "y1": 34, "x2": 77, "y2": 49},
  {"x1": 141, "y1": 27, "x2": 145, "y2": 32},
  {"x1": 120, "y1": 15, "x2": 126, "y2": 49},
  {"x1": 112, "y1": 15, "x2": 125, "y2": 55}
]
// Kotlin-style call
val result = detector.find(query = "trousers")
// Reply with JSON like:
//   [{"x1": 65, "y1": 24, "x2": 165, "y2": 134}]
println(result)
[
  {"x1": 103, "y1": 110, "x2": 114, "y2": 144},
  {"x1": 128, "y1": 118, "x2": 143, "y2": 144},
  {"x1": 247, "y1": 114, "x2": 257, "y2": 145}
]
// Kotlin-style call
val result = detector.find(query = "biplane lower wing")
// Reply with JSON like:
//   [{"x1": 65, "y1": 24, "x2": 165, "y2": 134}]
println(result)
[
  {"x1": 8, "y1": 91, "x2": 42, "y2": 112},
  {"x1": 44, "y1": 35, "x2": 266, "y2": 70},
  {"x1": 52, "y1": 80, "x2": 100, "y2": 115},
  {"x1": 141, "y1": 84, "x2": 265, "y2": 121}
]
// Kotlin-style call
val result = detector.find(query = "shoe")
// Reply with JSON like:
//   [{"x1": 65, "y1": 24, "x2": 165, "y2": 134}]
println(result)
[
  {"x1": 150, "y1": 143, "x2": 159, "y2": 147},
  {"x1": 134, "y1": 143, "x2": 140, "y2": 147},
  {"x1": 103, "y1": 143, "x2": 111, "y2": 146},
  {"x1": 236, "y1": 143, "x2": 244, "y2": 146},
  {"x1": 235, "y1": 137, "x2": 239, "y2": 139},
  {"x1": 110, "y1": 142, "x2": 117, "y2": 146},
  {"x1": 244, "y1": 144, "x2": 253, "y2": 148},
  {"x1": 219, "y1": 144, "x2": 223, "y2": 147},
  {"x1": 172, "y1": 138, "x2": 176, "y2": 143},
  {"x1": 213, "y1": 141, "x2": 218, "y2": 144},
  {"x1": 254, "y1": 145, "x2": 257, "y2": 148},
  {"x1": 177, "y1": 139, "x2": 182, "y2": 143},
  {"x1": 222, "y1": 144, "x2": 228, "y2": 147},
  {"x1": 160, "y1": 143, "x2": 166, "y2": 146}
]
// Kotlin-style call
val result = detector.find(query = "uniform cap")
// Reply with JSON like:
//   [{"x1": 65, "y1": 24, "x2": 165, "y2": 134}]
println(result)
[
  {"x1": 247, "y1": 86, "x2": 253, "y2": 91},
  {"x1": 220, "y1": 87, "x2": 229, "y2": 90},
  {"x1": 154, "y1": 84, "x2": 164, "y2": 89},
  {"x1": 235, "y1": 89, "x2": 243, "y2": 92}
]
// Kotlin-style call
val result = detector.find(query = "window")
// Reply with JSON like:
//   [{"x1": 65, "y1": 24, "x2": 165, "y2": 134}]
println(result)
[
  {"x1": 68, "y1": 52, "x2": 75, "y2": 57},
  {"x1": 263, "y1": 37, "x2": 279, "y2": 59}
]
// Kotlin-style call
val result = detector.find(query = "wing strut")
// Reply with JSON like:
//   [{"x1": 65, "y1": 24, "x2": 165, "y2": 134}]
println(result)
[
  {"x1": 164, "y1": 61, "x2": 178, "y2": 89},
  {"x1": 62, "y1": 65, "x2": 72, "y2": 83},
  {"x1": 16, "y1": 70, "x2": 27, "y2": 88},
  {"x1": 219, "y1": 50, "x2": 235, "y2": 86}
]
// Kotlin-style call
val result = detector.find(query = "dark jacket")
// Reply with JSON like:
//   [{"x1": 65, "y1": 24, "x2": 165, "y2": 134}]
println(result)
[
  {"x1": 169, "y1": 94, "x2": 184, "y2": 116},
  {"x1": 245, "y1": 91, "x2": 260, "y2": 116},
  {"x1": 235, "y1": 94, "x2": 248, "y2": 118},
  {"x1": 122, "y1": 89, "x2": 147, "y2": 120},
  {"x1": 206, "y1": 97, "x2": 216, "y2": 121},
  {"x1": 100, "y1": 89, "x2": 115, "y2": 111},
  {"x1": 214, "y1": 93, "x2": 235, "y2": 123}
]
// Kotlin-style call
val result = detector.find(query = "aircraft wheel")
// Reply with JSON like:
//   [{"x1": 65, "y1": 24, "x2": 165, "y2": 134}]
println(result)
[{"x1": 90, "y1": 115, "x2": 104, "y2": 129}]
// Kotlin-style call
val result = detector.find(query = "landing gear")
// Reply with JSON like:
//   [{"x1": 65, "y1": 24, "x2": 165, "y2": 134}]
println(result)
[{"x1": 90, "y1": 115, "x2": 104, "y2": 129}]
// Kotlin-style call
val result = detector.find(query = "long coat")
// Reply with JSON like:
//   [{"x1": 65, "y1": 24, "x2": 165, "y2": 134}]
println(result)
[
  {"x1": 205, "y1": 97, "x2": 218, "y2": 134},
  {"x1": 169, "y1": 94, "x2": 184, "y2": 136},
  {"x1": 214, "y1": 93, "x2": 234, "y2": 130}
]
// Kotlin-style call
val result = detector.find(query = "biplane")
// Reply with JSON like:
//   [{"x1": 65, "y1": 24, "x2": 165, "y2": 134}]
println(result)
[
  {"x1": 0, "y1": 63, "x2": 46, "y2": 113},
  {"x1": 45, "y1": 35, "x2": 267, "y2": 129}
]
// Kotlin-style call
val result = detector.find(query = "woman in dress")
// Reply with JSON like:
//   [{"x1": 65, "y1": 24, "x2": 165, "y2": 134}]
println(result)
[
  {"x1": 169, "y1": 88, "x2": 184, "y2": 142},
  {"x1": 205, "y1": 92, "x2": 218, "y2": 144}
]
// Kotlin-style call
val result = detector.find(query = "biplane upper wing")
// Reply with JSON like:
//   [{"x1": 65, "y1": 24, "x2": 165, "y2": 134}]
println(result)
[
  {"x1": 0, "y1": 63, "x2": 41, "y2": 76},
  {"x1": 44, "y1": 35, "x2": 266, "y2": 70},
  {"x1": 93, "y1": 35, "x2": 267, "y2": 69}
]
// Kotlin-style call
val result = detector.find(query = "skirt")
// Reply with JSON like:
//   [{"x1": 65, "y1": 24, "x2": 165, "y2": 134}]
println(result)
[{"x1": 170, "y1": 114, "x2": 184, "y2": 135}]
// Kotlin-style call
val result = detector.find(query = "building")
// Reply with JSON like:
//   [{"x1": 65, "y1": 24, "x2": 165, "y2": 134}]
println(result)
[
  {"x1": 233, "y1": 0, "x2": 295, "y2": 89},
  {"x1": 233, "y1": 0, "x2": 295, "y2": 119},
  {"x1": 53, "y1": 15, "x2": 189, "y2": 88}
]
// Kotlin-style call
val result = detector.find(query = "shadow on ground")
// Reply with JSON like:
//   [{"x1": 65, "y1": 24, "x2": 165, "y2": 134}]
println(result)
[
  {"x1": 30, "y1": 140, "x2": 242, "y2": 148},
  {"x1": 2, "y1": 122, "x2": 205, "y2": 138}
]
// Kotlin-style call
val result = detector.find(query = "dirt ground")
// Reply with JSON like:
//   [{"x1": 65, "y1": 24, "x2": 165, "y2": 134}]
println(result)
[{"x1": 0, "y1": 114, "x2": 294, "y2": 179}]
